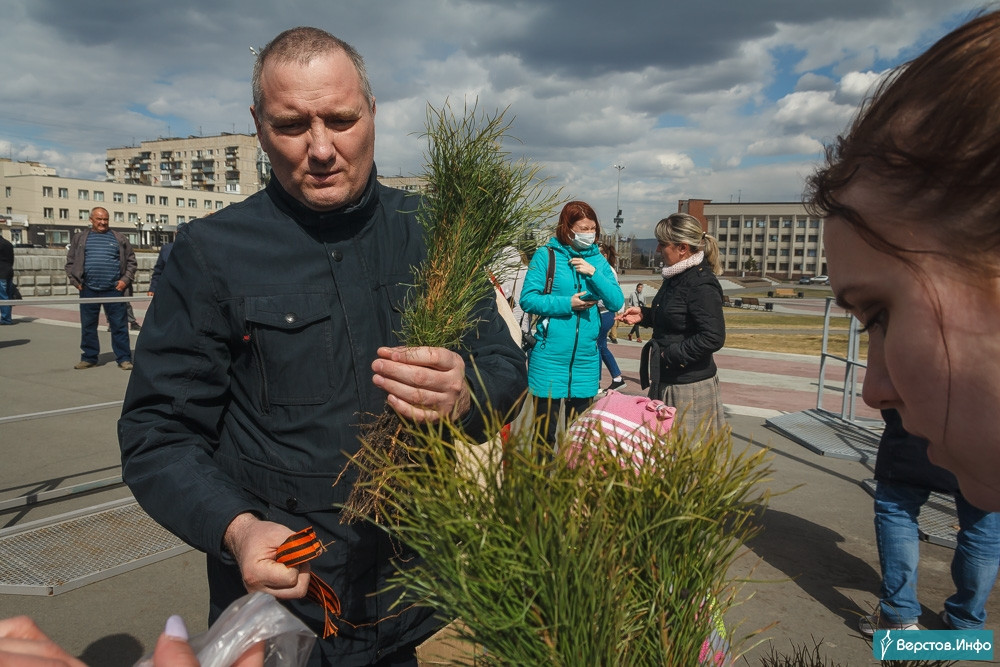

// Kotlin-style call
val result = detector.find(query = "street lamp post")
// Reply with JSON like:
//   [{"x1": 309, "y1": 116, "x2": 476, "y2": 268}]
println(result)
[
  {"x1": 612, "y1": 164, "x2": 625, "y2": 272},
  {"x1": 137, "y1": 221, "x2": 144, "y2": 249}
]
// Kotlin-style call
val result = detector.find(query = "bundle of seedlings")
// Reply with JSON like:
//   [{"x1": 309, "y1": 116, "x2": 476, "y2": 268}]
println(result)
[
  {"x1": 340, "y1": 100, "x2": 559, "y2": 523},
  {"x1": 368, "y1": 402, "x2": 772, "y2": 665}
]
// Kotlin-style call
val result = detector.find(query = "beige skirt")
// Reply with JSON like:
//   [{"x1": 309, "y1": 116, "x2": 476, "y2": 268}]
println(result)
[{"x1": 650, "y1": 374, "x2": 727, "y2": 434}]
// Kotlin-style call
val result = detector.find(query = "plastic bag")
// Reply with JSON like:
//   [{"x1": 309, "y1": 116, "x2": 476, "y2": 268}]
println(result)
[
  {"x1": 134, "y1": 592, "x2": 316, "y2": 667},
  {"x1": 566, "y1": 389, "x2": 676, "y2": 470}
]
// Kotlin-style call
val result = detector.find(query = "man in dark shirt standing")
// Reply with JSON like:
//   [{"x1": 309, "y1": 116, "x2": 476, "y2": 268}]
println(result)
[
  {"x1": 65, "y1": 206, "x2": 137, "y2": 370},
  {"x1": 0, "y1": 234, "x2": 14, "y2": 325}
]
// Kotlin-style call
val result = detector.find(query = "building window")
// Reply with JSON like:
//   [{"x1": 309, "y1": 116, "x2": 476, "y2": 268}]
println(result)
[
  {"x1": 176, "y1": 197, "x2": 185, "y2": 207},
  {"x1": 742, "y1": 248, "x2": 752, "y2": 256},
  {"x1": 756, "y1": 220, "x2": 765, "y2": 228},
  {"x1": 59, "y1": 188, "x2": 69, "y2": 198},
  {"x1": 795, "y1": 235, "x2": 805, "y2": 243},
  {"x1": 807, "y1": 249, "x2": 817, "y2": 257},
  {"x1": 782, "y1": 220, "x2": 792, "y2": 228},
  {"x1": 146, "y1": 214, "x2": 155, "y2": 224},
  {"x1": 754, "y1": 234, "x2": 764, "y2": 243},
  {"x1": 177, "y1": 215, "x2": 186, "y2": 224},
  {"x1": 146, "y1": 195, "x2": 155, "y2": 205},
  {"x1": 204, "y1": 200, "x2": 212, "y2": 209},
  {"x1": 159, "y1": 214, "x2": 169, "y2": 224},
  {"x1": 129, "y1": 212, "x2": 139, "y2": 223},
  {"x1": 781, "y1": 235, "x2": 791, "y2": 243},
  {"x1": 43, "y1": 207, "x2": 53, "y2": 219},
  {"x1": 744, "y1": 220, "x2": 752, "y2": 228},
  {"x1": 43, "y1": 186, "x2": 53, "y2": 197},
  {"x1": 767, "y1": 248, "x2": 777, "y2": 256},
  {"x1": 808, "y1": 235, "x2": 818, "y2": 243},
  {"x1": 810, "y1": 219, "x2": 820, "y2": 228},
  {"x1": 78, "y1": 189, "x2": 89, "y2": 200},
  {"x1": 780, "y1": 249, "x2": 789, "y2": 257},
  {"x1": 794, "y1": 249, "x2": 804, "y2": 256},
  {"x1": 215, "y1": 201, "x2": 223, "y2": 210},
  {"x1": 796, "y1": 220, "x2": 806, "y2": 228},
  {"x1": 159, "y1": 196, "x2": 168, "y2": 206},
  {"x1": 728, "y1": 248, "x2": 738, "y2": 255},
  {"x1": 93, "y1": 191, "x2": 104, "y2": 201},
  {"x1": 4, "y1": 186, "x2": 10, "y2": 197},
  {"x1": 719, "y1": 220, "x2": 728, "y2": 228},
  {"x1": 768, "y1": 234, "x2": 778, "y2": 242},
  {"x1": 769, "y1": 220, "x2": 779, "y2": 228},
  {"x1": 188, "y1": 198, "x2": 197, "y2": 208},
  {"x1": 59, "y1": 208, "x2": 69, "y2": 219},
  {"x1": 79, "y1": 210, "x2": 89, "y2": 220},
  {"x1": 114, "y1": 192, "x2": 123, "y2": 203},
  {"x1": 717, "y1": 234, "x2": 727, "y2": 242},
  {"x1": 114, "y1": 211, "x2": 124, "y2": 223},
  {"x1": 128, "y1": 193, "x2": 137, "y2": 204},
  {"x1": 45, "y1": 230, "x2": 70, "y2": 246}
]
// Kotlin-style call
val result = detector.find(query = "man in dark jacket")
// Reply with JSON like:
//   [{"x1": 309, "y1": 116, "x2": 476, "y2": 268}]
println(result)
[
  {"x1": 65, "y1": 207, "x2": 136, "y2": 369},
  {"x1": 118, "y1": 27, "x2": 526, "y2": 666},
  {"x1": 0, "y1": 235, "x2": 13, "y2": 324},
  {"x1": 859, "y1": 409, "x2": 1000, "y2": 636}
]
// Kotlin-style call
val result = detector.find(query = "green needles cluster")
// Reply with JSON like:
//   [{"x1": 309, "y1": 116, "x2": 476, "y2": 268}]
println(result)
[
  {"x1": 367, "y1": 414, "x2": 771, "y2": 665},
  {"x1": 401, "y1": 100, "x2": 560, "y2": 349}
]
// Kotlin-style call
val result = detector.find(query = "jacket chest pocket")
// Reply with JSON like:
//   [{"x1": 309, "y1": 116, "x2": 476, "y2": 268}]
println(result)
[{"x1": 244, "y1": 294, "x2": 335, "y2": 406}]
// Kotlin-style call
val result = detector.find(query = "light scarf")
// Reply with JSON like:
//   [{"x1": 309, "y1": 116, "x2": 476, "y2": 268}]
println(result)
[{"x1": 661, "y1": 251, "x2": 704, "y2": 279}]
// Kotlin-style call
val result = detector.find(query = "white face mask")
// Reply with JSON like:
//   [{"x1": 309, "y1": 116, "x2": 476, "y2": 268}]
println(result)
[{"x1": 571, "y1": 232, "x2": 596, "y2": 250}]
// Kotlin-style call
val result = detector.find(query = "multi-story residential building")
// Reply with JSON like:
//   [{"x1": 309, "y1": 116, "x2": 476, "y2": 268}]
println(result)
[
  {"x1": 0, "y1": 158, "x2": 247, "y2": 247},
  {"x1": 678, "y1": 199, "x2": 826, "y2": 280},
  {"x1": 105, "y1": 133, "x2": 266, "y2": 195}
]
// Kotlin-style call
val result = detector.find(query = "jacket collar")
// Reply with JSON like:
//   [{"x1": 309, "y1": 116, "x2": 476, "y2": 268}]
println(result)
[{"x1": 267, "y1": 165, "x2": 380, "y2": 230}]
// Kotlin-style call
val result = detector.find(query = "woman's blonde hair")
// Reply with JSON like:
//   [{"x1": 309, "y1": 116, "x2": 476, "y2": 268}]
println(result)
[{"x1": 654, "y1": 213, "x2": 722, "y2": 274}]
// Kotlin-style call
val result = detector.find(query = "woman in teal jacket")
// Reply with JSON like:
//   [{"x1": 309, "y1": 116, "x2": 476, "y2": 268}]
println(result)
[{"x1": 520, "y1": 201, "x2": 625, "y2": 443}]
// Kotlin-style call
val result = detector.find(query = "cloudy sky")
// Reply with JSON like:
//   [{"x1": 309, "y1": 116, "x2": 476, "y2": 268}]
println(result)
[{"x1": 0, "y1": 0, "x2": 988, "y2": 237}]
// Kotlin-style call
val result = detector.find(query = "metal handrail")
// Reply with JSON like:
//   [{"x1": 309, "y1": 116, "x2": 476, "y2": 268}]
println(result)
[
  {"x1": 0, "y1": 296, "x2": 152, "y2": 306},
  {"x1": 815, "y1": 296, "x2": 867, "y2": 422}
]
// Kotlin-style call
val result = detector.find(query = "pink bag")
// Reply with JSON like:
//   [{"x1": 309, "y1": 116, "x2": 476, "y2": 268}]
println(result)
[{"x1": 567, "y1": 390, "x2": 676, "y2": 470}]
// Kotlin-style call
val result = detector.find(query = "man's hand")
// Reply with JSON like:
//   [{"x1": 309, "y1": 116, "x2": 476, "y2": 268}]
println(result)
[
  {"x1": 115, "y1": 280, "x2": 127, "y2": 292},
  {"x1": 0, "y1": 616, "x2": 86, "y2": 666},
  {"x1": 618, "y1": 306, "x2": 642, "y2": 324},
  {"x1": 223, "y1": 514, "x2": 311, "y2": 600},
  {"x1": 371, "y1": 346, "x2": 471, "y2": 423}
]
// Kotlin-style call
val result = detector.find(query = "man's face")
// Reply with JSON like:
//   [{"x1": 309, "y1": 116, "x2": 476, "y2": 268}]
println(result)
[
  {"x1": 90, "y1": 209, "x2": 110, "y2": 233},
  {"x1": 251, "y1": 50, "x2": 376, "y2": 212}
]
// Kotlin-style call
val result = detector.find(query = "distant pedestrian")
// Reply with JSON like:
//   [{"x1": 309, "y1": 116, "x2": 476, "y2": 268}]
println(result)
[
  {"x1": 627, "y1": 282, "x2": 644, "y2": 341},
  {"x1": 65, "y1": 207, "x2": 136, "y2": 370},
  {"x1": 0, "y1": 235, "x2": 13, "y2": 325},
  {"x1": 619, "y1": 213, "x2": 726, "y2": 432},
  {"x1": 597, "y1": 243, "x2": 625, "y2": 390}
]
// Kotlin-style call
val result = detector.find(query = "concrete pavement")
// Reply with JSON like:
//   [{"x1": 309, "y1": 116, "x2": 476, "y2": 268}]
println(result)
[{"x1": 0, "y1": 305, "x2": 994, "y2": 666}]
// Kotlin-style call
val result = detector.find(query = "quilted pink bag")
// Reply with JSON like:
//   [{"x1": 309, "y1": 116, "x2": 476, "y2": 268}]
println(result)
[{"x1": 566, "y1": 390, "x2": 676, "y2": 470}]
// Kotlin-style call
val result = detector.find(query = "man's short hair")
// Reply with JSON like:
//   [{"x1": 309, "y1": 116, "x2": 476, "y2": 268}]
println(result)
[{"x1": 252, "y1": 27, "x2": 373, "y2": 113}]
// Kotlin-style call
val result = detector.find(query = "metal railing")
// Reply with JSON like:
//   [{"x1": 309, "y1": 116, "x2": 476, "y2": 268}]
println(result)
[{"x1": 816, "y1": 296, "x2": 867, "y2": 423}]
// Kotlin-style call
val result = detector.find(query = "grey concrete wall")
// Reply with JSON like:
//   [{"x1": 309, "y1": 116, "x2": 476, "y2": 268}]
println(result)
[{"x1": 11, "y1": 248, "x2": 158, "y2": 297}]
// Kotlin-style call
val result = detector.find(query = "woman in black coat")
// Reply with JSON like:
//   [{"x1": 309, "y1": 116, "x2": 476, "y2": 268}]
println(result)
[{"x1": 620, "y1": 212, "x2": 726, "y2": 432}]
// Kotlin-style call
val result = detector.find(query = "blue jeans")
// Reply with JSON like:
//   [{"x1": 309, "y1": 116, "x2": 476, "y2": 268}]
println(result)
[
  {"x1": 0, "y1": 279, "x2": 12, "y2": 324},
  {"x1": 874, "y1": 479, "x2": 1000, "y2": 628},
  {"x1": 598, "y1": 310, "x2": 621, "y2": 378},
  {"x1": 79, "y1": 286, "x2": 132, "y2": 364}
]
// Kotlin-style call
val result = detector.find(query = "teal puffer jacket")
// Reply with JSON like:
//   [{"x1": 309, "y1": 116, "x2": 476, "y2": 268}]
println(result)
[{"x1": 520, "y1": 238, "x2": 625, "y2": 399}]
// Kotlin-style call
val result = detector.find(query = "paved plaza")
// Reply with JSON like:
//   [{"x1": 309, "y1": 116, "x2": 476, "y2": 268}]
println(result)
[{"x1": 1, "y1": 298, "x2": 994, "y2": 666}]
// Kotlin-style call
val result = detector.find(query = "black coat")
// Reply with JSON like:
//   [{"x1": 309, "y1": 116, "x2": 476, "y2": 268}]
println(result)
[
  {"x1": 875, "y1": 408, "x2": 958, "y2": 494},
  {"x1": 640, "y1": 260, "x2": 726, "y2": 386},
  {"x1": 119, "y1": 168, "x2": 527, "y2": 664}
]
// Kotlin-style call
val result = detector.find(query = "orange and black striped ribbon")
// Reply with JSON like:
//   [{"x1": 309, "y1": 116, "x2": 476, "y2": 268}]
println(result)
[{"x1": 276, "y1": 526, "x2": 341, "y2": 639}]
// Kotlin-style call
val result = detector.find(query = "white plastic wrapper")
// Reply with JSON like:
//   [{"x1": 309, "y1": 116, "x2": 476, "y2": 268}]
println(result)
[{"x1": 135, "y1": 592, "x2": 316, "y2": 667}]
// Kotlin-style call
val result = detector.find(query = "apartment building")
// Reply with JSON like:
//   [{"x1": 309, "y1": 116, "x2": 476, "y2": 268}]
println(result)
[
  {"x1": 1, "y1": 158, "x2": 246, "y2": 247},
  {"x1": 678, "y1": 199, "x2": 826, "y2": 280},
  {"x1": 105, "y1": 133, "x2": 265, "y2": 195}
]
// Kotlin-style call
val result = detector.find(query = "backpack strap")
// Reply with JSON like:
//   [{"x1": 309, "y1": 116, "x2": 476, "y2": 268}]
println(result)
[{"x1": 543, "y1": 247, "x2": 555, "y2": 294}]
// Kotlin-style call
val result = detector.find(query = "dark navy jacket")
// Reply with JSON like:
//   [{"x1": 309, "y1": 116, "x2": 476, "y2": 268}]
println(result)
[{"x1": 118, "y1": 167, "x2": 526, "y2": 664}]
